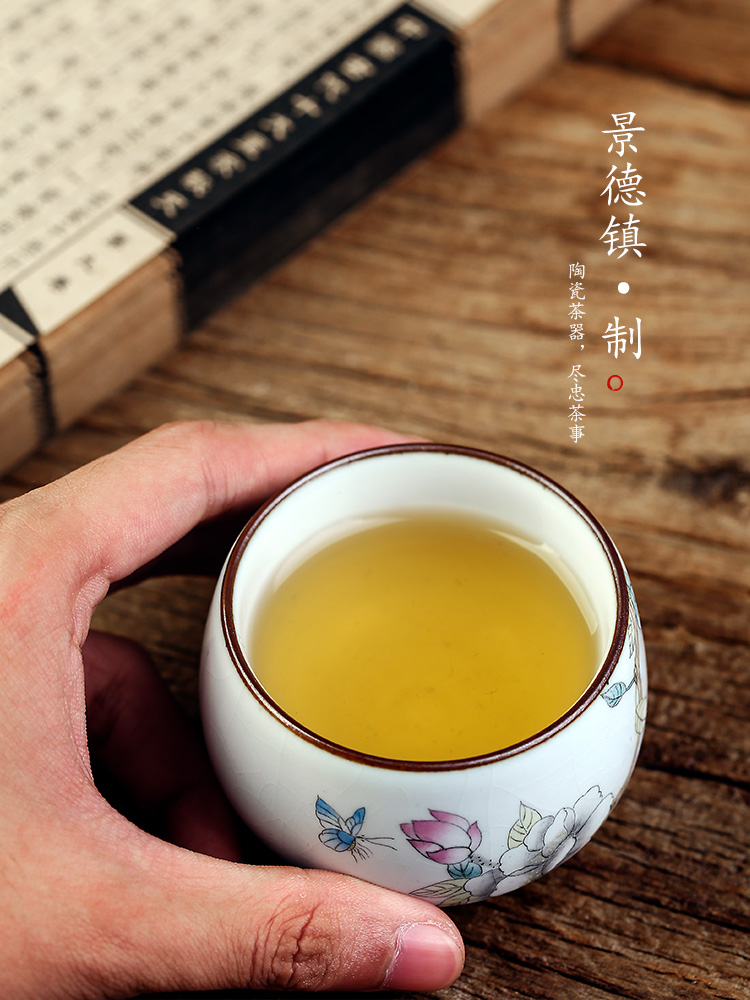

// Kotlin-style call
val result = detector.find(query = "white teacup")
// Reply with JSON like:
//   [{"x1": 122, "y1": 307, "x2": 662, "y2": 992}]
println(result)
[{"x1": 200, "y1": 445, "x2": 647, "y2": 905}]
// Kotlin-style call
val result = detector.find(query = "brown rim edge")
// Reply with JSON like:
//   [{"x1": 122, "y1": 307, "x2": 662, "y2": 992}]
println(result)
[{"x1": 220, "y1": 443, "x2": 629, "y2": 773}]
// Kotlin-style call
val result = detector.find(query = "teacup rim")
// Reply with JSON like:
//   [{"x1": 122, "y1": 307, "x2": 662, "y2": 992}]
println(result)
[{"x1": 220, "y1": 443, "x2": 629, "y2": 772}]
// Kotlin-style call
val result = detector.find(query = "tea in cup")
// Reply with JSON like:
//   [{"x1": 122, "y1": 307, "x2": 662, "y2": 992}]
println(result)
[
  {"x1": 251, "y1": 508, "x2": 599, "y2": 761},
  {"x1": 200, "y1": 445, "x2": 646, "y2": 904}
]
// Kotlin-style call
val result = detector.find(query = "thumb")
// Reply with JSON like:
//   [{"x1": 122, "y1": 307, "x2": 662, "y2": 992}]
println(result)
[{"x1": 98, "y1": 835, "x2": 465, "y2": 995}]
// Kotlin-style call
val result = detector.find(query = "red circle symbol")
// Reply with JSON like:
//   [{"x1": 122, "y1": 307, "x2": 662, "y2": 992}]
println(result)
[{"x1": 607, "y1": 374, "x2": 624, "y2": 391}]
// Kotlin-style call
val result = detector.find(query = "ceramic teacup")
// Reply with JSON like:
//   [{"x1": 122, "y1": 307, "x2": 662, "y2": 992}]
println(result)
[{"x1": 200, "y1": 445, "x2": 647, "y2": 905}]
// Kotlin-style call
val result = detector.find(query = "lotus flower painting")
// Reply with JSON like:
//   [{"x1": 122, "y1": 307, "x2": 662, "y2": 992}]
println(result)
[{"x1": 315, "y1": 786, "x2": 614, "y2": 906}]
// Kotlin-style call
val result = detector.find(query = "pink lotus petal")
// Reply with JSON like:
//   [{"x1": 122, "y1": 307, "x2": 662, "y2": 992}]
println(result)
[
  {"x1": 411, "y1": 839, "x2": 442, "y2": 859},
  {"x1": 429, "y1": 810, "x2": 469, "y2": 830},
  {"x1": 467, "y1": 821, "x2": 482, "y2": 852},
  {"x1": 400, "y1": 823, "x2": 416, "y2": 839},
  {"x1": 412, "y1": 819, "x2": 470, "y2": 848},
  {"x1": 428, "y1": 846, "x2": 471, "y2": 865}
]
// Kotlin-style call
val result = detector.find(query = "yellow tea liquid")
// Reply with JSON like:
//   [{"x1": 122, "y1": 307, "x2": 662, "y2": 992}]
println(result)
[{"x1": 250, "y1": 511, "x2": 598, "y2": 761}]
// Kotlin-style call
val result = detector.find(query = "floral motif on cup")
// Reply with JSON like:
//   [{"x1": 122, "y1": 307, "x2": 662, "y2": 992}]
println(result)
[
  {"x1": 401, "y1": 810, "x2": 484, "y2": 879},
  {"x1": 600, "y1": 577, "x2": 647, "y2": 733},
  {"x1": 404, "y1": 785, "x2": 614, "y2": 907}
]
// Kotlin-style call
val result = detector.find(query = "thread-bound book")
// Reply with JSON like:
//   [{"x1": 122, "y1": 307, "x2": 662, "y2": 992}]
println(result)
[{"x1": 0, "y1": 0, "x2": 638, "y2": 473}]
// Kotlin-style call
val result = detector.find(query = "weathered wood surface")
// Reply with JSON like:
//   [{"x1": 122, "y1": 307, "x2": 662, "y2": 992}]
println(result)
[{"x1": 1, "y1": 1, "x2": 748, "y2": 997}]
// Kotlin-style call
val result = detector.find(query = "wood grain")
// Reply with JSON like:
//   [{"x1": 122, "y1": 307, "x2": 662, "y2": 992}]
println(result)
[
  {"x1": 568, "y1": 0, "x2": 643, "y2": 51},
  {"x1": 584, "y1": 0, "x2": 750, "y2": 97},
  {"x1": 47, "y1": 251, "x2": 181, "y2": 433},
  {"x1": 0, "y1": 352, "x2": 38, "y2": 473},
  {"x1": 1, "y1": 1, "x2": 748, "y2": 998}
]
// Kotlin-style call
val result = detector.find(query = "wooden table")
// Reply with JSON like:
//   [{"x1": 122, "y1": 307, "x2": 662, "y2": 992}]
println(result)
[{"x1": 2, "y1": 1, "x2": 748, "y2": 996}]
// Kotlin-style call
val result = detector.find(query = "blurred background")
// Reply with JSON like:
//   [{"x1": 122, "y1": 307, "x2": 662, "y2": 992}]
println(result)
[{"x1": 1, "y1": 1, "x2": 748, "y2": 998}]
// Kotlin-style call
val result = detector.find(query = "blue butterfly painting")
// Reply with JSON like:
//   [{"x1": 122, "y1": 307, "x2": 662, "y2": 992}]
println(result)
[{"x1": 315, "y1": 797, "x2": 395, "y2": 862}]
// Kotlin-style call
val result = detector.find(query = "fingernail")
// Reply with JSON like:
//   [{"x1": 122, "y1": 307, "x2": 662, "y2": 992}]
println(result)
[{"x1": 384, "y1": 922, "x2": 464, "y2": 991}]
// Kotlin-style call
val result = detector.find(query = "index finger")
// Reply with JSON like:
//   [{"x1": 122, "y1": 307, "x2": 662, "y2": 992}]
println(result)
[{"x1": 2, "y1": 420, "x2": 415, "y2": 638}]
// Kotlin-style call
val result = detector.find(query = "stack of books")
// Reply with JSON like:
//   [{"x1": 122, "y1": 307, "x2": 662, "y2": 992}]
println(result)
[{"x1": 0, "y1": 0, "x2": 639, "y2": 473}]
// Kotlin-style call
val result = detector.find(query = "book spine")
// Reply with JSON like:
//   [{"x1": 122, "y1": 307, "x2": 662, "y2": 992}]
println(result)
[
  {"x1": 0, "y1": 4, "x2": 456, "y2": 464},
  {"x1": 131, "y1": 5, "x2": 457, "y2": 326}
]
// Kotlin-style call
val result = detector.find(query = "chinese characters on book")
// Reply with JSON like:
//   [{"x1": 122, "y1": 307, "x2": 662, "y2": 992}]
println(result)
[
  {"x1": 0, "y1": 0, "x2": 427, "y2": 335},
  {"x1": 145, "y1": 13, "x2": 430, "y2": 229},
  {"x1": 566, "y1": 112, "x2": 646, "y2": 445}
]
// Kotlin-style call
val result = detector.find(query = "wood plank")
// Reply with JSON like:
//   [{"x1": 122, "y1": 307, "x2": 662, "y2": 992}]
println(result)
[
  {"x1": 46, "y1": 252, "x2": 181, "y2": 433},
  {"x1": 568, "y1": 0, "x2": 643, "y2": 51},
  {"x1": 0, "y1": 353, "x2": 39, "y2": 473},
  {"x1": 584, "y1": 0, "x2": 750, "y2": 96}
]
